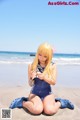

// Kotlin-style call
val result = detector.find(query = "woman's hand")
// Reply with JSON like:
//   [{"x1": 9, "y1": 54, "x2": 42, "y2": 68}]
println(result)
[
  {"x1": 30, "y1": 70, "x2": 37, "y2": 80},
  {"x1": 36, "y1": 72, "x2": 44, "y2": 80}
]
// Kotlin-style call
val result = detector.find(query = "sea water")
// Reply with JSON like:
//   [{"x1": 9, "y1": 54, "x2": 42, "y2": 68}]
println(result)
[
  {"x1": 0, "y1": 51, "x2": 80, "y2": 87},
  {"x1": 0, "y1": 51, "x2": 80, "y2": 65}
]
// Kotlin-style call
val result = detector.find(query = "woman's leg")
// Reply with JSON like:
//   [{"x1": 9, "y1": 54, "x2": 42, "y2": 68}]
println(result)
[
  {"x1": 43, "y1": 94, "x2": 61, "y2": 115},
  {"x1": 23, "y1": 94, "x2": 43, "y2": 115}
]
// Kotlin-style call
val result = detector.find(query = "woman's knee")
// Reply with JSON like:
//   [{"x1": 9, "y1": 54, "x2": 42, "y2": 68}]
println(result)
[
  {"x1": 32, "y1": 105, "x2": 43, "y2": 114},
  {"x1": 33, "y1": 97, "x2": 43, "y2": 114},
  {"x1": 44, "y1": 106, "x2": 57, "y2": 115}
]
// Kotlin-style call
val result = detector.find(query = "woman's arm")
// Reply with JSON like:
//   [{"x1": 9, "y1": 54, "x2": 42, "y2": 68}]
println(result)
[
  {"x1": 28, "y1": 64, "x2": 33, "y2": 86},
  {"x1": 28, "y1": 64, "x2": 36, "y2": 86},
  {"x1": 37, "y1": 63, "x2": 57, "y2": 85},
  {"x1": 44, "y1": 63, "x2": 57, "y2": 85}
]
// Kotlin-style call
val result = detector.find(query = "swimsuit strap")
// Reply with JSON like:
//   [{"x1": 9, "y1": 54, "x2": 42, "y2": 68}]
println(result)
[
  {"x1": 51, "y1": 61, "x2": 54, "y2": 65},
  {"x1": 37, "y1": 64, "x2": 45, "y2": 73},
  {"x1": 37, "y1": 61, "x2": 54, "y2": 73}
]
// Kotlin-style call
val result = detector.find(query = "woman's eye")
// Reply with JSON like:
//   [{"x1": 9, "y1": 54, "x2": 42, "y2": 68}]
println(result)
[{"x1": 44, "y1": 56, "x2": 47, "y2": 58}]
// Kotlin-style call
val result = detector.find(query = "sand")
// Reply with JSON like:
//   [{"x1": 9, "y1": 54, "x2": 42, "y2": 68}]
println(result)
[
  {"x1": 0, "y1": 63, "x2": 80, "y2": 120},
  {"x1": 0, "y1": 86, "x2": 80, "y2": 120}
]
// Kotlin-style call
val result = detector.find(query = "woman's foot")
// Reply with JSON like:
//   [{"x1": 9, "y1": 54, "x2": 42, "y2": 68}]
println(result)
[
  {"x1": 9, "y1": 97, "x2": 28, "y2": 109},
  {"x1": 55, "y1": 98, "x2": 74, "y2": 110}
]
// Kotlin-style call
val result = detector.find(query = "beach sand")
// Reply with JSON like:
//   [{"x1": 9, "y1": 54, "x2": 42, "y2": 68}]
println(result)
[
  {"x1": 0, "y1": 64, "x2": 80, "y2": 120},
  {"x1": 0, "y1": 86, "x2": 80, "y2": 120}
]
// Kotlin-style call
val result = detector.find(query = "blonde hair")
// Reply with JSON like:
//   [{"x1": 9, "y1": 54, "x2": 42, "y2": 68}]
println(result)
[{"x1": 31, "y1": 42, "x2": 53, "y2": 76}]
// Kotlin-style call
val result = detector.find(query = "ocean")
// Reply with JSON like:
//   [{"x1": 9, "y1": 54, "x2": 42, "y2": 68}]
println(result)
[
  {"x1": 0, "y1": 51, "x2": 80, "y2": 65},
  {"x1": 0, "y1": 51, "x2": 80, "y2": 87}
]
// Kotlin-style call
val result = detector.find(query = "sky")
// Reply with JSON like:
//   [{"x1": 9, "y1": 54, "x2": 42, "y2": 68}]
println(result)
[{"x1": 0, "y1": 0, "x2": 80, "y2": 53}]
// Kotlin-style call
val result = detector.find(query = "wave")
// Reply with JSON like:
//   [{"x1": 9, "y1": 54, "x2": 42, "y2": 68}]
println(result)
[
  {"x1": 0, "y1": 57, "x2": 80, "y2": 65},
  {"x1": 53, "y1": 58, "x2": 80, "y2": 65}
]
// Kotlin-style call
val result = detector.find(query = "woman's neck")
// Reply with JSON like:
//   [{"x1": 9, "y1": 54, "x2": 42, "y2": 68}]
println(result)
[{"x1": 39, "y1": 63, "x2": 46, "y2": 68}]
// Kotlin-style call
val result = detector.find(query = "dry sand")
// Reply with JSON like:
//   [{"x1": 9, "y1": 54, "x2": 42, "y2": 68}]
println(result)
[
  {"x1": 0, "y1": 86, "x2": 80, "y2": 120},
  {"x1": 0, "y1": 64, "x2": 80, "y2": 120}
]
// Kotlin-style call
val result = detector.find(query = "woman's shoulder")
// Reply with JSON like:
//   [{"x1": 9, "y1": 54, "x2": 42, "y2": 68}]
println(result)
[
  {"x1": 51, "y1": 61, "x2": 56, "y2": 65},
  {"x1": 51, "y1": 61, "x2": 57, "y2": 68},
  {"x1": 28, "y1": 63, "x2": 32, "y2": 69}
]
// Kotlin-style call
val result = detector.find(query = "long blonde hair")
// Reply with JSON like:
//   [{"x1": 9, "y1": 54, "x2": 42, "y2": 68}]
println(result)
[{"x1": 31, "y1": 42, "x2": 53, "y2": 76}]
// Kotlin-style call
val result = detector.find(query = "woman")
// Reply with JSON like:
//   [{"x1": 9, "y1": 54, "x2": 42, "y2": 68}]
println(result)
[{"x1": 9, "y1": 42, "x2": 74, "y2": 115}]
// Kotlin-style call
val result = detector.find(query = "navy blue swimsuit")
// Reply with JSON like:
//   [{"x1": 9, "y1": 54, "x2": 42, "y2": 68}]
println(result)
[{"x1": 31, "y1": 64, "x2": 52, "y2": 100}]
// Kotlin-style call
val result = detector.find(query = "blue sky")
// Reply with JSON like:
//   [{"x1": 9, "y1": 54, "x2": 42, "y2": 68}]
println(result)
[{"x1": 0, "y1": 0, "x2": 80, "y2": 53}]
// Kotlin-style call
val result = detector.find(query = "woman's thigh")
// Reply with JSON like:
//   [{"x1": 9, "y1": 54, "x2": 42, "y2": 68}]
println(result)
[
  {"x1": 43, "y1": 94, "x2": 56, "y2": 115},
  {"x1": 23, "y1": 93, "x2": 43, "y2": 114},
  {"x1": 29, "y1": 93, "x2": 43, "y2": 111},
  {"x1": 43, "y1": 94, "x2": 55, "y2": 105}
]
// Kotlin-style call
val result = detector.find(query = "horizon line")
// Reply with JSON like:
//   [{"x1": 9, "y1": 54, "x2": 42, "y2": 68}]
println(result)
[{"x1": 0, "y1": 50, "x2": 80, "y2": 55}]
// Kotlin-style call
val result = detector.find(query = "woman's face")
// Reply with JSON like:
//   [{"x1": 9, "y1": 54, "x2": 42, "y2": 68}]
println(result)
[{"x1": 38, "y1": 53, "x2": 47, "y2": 64}]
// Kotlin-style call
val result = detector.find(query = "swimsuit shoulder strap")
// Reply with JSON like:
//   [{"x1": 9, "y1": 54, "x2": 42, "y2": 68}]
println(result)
[{"x1": 51, "y1": 61, "x2": 54, "y2": 65}]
